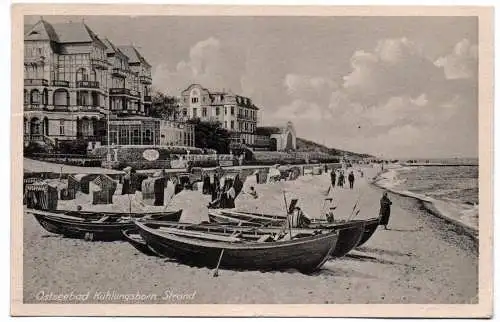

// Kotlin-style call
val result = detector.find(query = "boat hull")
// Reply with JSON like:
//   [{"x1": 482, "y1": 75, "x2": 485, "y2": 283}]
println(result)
[
  {"x1": 329, "y1": 221, "x2": 365, "y2": 258},
  {"x1": 136, "y1": 222, "x2": 338, "y2": 274},
  {"x1": 356, "y1": 218, "x2": 380, "y2": 247}
]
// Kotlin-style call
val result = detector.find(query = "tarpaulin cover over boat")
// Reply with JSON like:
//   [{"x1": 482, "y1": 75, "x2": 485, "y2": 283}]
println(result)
[{"x1": 25, "y1": 181, "x2": 59, "y2": 210}]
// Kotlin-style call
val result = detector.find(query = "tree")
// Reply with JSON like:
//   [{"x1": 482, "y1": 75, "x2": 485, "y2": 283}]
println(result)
[
  {"x1": 150, "y1": 90, "x2": 180, "y2": 120},
  {"x1": 187, "y1": 119, "x2": 230, "y2": 154}
]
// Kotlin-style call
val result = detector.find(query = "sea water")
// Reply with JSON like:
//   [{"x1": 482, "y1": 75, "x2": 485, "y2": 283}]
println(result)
[{"x1": 375, "y1": 159, "x2": 479, "y2": 232}]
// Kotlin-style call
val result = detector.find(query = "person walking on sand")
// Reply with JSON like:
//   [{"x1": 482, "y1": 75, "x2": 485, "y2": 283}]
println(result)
[
  {"x1": 348, "y1": 171, "x2": 355, "y2": 189},
  {"x1": 379, "y1": 192, "x2": 393, "y2": 230},
  {"x1": 330, "y1": 170, "x2": 337, "y2": 188},
  {"x1": 338, "y1": 171, "x2": 345, "y2": 188}
]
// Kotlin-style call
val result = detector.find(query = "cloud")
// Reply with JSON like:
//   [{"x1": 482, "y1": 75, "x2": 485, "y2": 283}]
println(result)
[
  {"x1": 284, "y1": 74, "x2": 337, "y2": 95},
  {"x1": 434, "y1": 38, "x2": 478, "y2": 80},
  {"x1": 270, "y1": 37, "x2": 477, "y2": 158},
  {"x1": 269, "y1": 99, "x2": 330, "y2": 123},
  {"x1": 342, "y1": 37, "x2": 445, "y2": 105},
  {"x1": 152, "y1": 37, "x2": 245, "y2": 95},
  {"x1": 150, "y1": 35, "x2": 477, "y2": 158}
]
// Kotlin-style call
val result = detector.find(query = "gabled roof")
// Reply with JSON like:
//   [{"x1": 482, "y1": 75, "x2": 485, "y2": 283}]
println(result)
[
  {"x1": 117, "y1": 45, "x2": 151, "y2": 67},
  {"x1": 102, "y1": 38, "x2": 127, "y2": 59},
  {"x1": 49, "y1": 21, "x2": 107, "y2": 48},
  {"x1": 24, "y1": 19, "x2": 59, "y2": 42}
]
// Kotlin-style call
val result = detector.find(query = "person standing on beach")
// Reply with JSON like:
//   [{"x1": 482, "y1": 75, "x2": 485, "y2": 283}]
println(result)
[
  {"x1": 338, "y1": 171, "x2": 345, "y2": 188},
  {"x1": 348, "y1": 171, "x2": 355, "y2": 189},
  {"x1": 330, "y1": 170, "x2": 337, "y2": 188},
  {"x1": 379, "y1": 192, "x2": 393, "y2": 230}
]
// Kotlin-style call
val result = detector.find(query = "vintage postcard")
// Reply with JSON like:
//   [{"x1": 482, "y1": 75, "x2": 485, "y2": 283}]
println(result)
[{"x1": 11, "y1": 4, "x2": 493, "y2": 317}]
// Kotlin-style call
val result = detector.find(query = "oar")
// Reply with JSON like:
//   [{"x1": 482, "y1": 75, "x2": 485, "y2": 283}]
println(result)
[
  {"x1": 282, "y1": 190, "x2": 292, "y2": 240},
  {"x1": 213, "y1": 248, "x2": 225, "y2": 277}
]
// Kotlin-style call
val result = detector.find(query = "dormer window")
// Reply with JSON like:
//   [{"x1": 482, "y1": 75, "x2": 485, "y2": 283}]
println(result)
[{"x1": 29, "y1": 31, "x2": 39, "y2": 36}]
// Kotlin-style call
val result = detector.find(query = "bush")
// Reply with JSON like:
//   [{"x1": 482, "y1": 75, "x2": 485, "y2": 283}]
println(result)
[
  {"x1": 56, "y1": 140, "x2": 88, "y2": 155},
  {"x1": 24, "y1": 142, "x2": 50, "y2": 156}
]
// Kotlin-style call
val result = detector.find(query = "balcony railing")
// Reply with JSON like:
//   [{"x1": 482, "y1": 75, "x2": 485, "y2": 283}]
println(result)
[
  {"x1": 24, "y1": 79, "x2": 48, "y2": 86},
  {"x1": 53, "y1": 105, "x2": 70, "y2": 111},
  {"x1": 76, "y1": 81, "x2": 100, "y2": 89},
  {"x1": 237, "y1": 114, "x2": 257, "y2": 121},
  {"x1": 52, "y1": 80, "x2": 70, "y2": 87},
  {"x1": 24, "y1": 103, "x2": 43, "y2": 110},
  {"x1": 112, "y1": 67, "x2": 128, "y2": 77},
  {"x1": 140, "y1": 75, "x2": 152, "y2": 84},
  {"x1": 91, "y1": 58, "x2": 110, "y2": 70},
  {"x1": 110, "y1": 88, "x2": 130, "y2": 96}
]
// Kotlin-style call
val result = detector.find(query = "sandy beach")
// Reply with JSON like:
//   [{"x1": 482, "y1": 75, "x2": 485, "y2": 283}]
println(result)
[{"x1": 23, "y1": 165, "x2": 478, "y2": 304}]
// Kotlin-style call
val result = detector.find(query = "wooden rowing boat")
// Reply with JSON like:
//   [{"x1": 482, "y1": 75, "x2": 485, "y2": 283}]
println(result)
[
  {"x1": 135, "y1": 221, "x2": 339, "y2": 273},
  {"x1": 48, "y1": 209, "x2": 177, "y2": 221},
  {"x1": 27, "y1": 209, "x2": 182, "y2": 241},
  {"x1": 208, "y1": 209, "x2": 377, "y2": 255}
]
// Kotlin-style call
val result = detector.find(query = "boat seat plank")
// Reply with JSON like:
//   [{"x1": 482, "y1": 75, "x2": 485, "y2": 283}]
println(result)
[{"x1": 157, "y1": 227, "x2": 242, "y2": 243}]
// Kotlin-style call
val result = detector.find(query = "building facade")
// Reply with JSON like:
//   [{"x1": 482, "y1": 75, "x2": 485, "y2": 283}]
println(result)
[
  {"x1": 23, "y1": 19, "x2": 152, "y2": 148},
  {"x1": 159, "y1": 120, "x2": 195, "y2": 147},
  {"x1": 179, "y1": 84, "x2": 259, "y2": 146},
  {"x1": 254, "y1": 122, "x2": 297, "y2": 152}
]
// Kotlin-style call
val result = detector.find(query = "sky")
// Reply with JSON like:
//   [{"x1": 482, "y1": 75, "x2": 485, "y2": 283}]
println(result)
[{"x1": 25, "y1": 15, "x2": 479, "y2": 159}]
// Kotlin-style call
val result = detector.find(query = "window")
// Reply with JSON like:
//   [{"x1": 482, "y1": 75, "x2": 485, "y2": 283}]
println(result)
[
  {"x1": 245, "y1": 123, "x2": 248, "y2": 131},
  {"x1": 216, "y1": 107, "x2": 220, "y2": 116},
  {"x1": 132, "y1": 129, "x2": 141, "y2": 145},
  {"x1": 37, "y1": 48, "x2": 42, "y2": 55},
  {"x1": 202, "y1": 107, "x2": 207, "y2": 117},
  {"x1": 59, "y1": 120, "x2": 65, "y2": 135},
  {"x1": 183, "y1": 108, "x2": 187, "y2": 116},
  {"x1": 77, "y1": 92, "x2": 89, "y2": 106},
  {"x1": 24, "y1": 90, "x2": 29, "y2": 105},
  {"x1": 92, "y1": 92, "x2": 99, "y2": 106},
  {"x1": 30, "y1": 90, "x2": 40, "y2": 105},
  {"x1": 191, "y1": 97, "x2": 199, "y2": 103},
  {"x1": 230, "y1": 120, "x2": 234, "y2": 130},
  {"x1": 231, "y1": 106, "x2": 234, "y2": 115},
  {"x1": 225, "y1": 107, "x2": 227, "y2": 115},
  {"x1": 193, "y1": 108, "x2": 197, "y2": 117},
  {"x1": 76, "y1": 68, "x2": 88, "y2": 81},
  {"x1": 224, "y1": 121, "x2": 227, "y2": 128},
  {"x1": 119, "y1": 127, "x2": 129, "y2": 145}
]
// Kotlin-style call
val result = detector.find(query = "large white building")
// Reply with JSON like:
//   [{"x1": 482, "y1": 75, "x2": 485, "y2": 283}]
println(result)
[
  {"x1": 23, "y1": 18, "x2": 153, "y2": 148},
  {"x1": 180, "y1": 84, "x2": 259, "y2": 146}
]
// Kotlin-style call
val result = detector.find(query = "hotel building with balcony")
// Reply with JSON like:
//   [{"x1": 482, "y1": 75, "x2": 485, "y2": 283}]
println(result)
[
  {"x1": 180, "y1": 84, "x2": 259, "y2": 147},
  {"x1": 23, "y1": 19, "x2": 154, "y2": 148},
  {"x1": 179, "y1": 83, "x2": 296, "y2": 152}
]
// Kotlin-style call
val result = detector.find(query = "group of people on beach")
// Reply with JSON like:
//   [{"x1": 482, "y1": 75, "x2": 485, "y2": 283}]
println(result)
[
  {"x1": 329, "y1": 169, "x2": 357, "y2": 189},
  {"x1": 327, "y1": 166, "x2": 393, "y2": 230}
]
